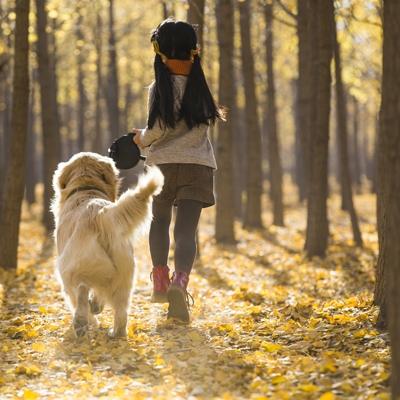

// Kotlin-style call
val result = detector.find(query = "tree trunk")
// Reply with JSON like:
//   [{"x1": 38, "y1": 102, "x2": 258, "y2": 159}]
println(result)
[
  {"x1": 76, "y1": 11, "x2": 86, "y2": 152},
  {"x1": 161, "y1": 2, "x2": 175, "y2": 19},
  {"x1": 187, "y1": 0, "x2": 205, "y2": 50},
  {"x1": 106, "y1": 0, "x2": 120, "y2": 143},
  {"x1": 215, "y1": 0, "x2": 235, "y2": 244},
  {"x1": 62, "y1": 86, "x2": 75, "y2": 159},
  {"x1": 304, "y1": 0, "x2": 334, "y2": 258},
  {"x1": 36, "y1": 0, "x2": 62, "y2": 232},
  {"x1": 239, "y1": 0, "x2": 263, "y2": 229},
  {"x1": 292, "y1": 79, "x2": 304, "y2": 202},
  {"x1": 93, "y1": 9, "x2": 104, "y2": 154},
  {"x1": 296, "y1": 0, "x2": 312, "y2": 202},
  {"x1": 0, "y1": 0, "x2": 30, "y2": 270},
  {"x1": 379, "y1": 1, "x2": 400, "y2": 395},
  {"x1": 333, "y1": 14, "x2": 363, "y2": 247},
  {"x1": 233, "y1": 81, "x2": 244, "y2": 219},
  {"x1": 371, "y1": 114, "x2": 379, "y2": 194},
  {"x1": 265, "y1": 3, "x2": 284, "y2": 226},
  {"x1": 162, "y1": 2, "x2": 168, "y2": 19},
  {"x1": 351, "y1": 96, "x2": 362, "y2": 190},
  {"x1": 0, "y1": 36, "x2": 12, "y2": 205},
  {"x1": 122, "y1": 83, "x2": 133, "y2": 134},
  {"x1": 25, "y1": 75, "x2": 37, "y2": 205}
]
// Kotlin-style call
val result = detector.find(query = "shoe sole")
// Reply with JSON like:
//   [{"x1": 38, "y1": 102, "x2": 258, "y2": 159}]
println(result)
[
  {"x1": 167, "y1": 286, "x2": 190, "y2": 323},
  {"x1": 151, "y1": 292, "x2": 169, "y2": 303}
]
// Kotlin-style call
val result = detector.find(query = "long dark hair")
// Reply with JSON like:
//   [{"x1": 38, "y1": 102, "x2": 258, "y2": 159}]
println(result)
[{"x1": 148, "y1": 19, "x2": 223, "y2": 130}]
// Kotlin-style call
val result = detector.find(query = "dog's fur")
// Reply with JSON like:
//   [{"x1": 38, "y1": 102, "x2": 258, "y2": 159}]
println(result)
[{"x1": 51, "y1": 152, "x2": 163, "y2": 338}]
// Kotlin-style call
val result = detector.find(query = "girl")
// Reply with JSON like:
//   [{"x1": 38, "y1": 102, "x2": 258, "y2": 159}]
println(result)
[{"x1": 132, "y1": 19, "x2": 223, "y2": 323}]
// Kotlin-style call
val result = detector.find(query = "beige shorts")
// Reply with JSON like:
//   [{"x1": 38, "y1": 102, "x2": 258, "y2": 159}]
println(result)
[{"x1": 154, "y1": 163, "x2": 215, "y2": 208}]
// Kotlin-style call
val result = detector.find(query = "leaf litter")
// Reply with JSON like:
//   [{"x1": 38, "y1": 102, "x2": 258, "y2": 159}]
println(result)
[{"x1": 0, "y1": 195, "x2": 389, "y2": 399}]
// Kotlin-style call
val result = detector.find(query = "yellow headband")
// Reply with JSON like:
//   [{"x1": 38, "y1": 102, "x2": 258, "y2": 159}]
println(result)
[{"x1": 152, "y1": 40, "x2": 200, "y2": 63}]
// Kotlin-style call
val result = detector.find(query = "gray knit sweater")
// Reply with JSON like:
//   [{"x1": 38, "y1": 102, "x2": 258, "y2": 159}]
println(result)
[{"x1": 139, "y1": 75, "x2": 217, "y2": 169}]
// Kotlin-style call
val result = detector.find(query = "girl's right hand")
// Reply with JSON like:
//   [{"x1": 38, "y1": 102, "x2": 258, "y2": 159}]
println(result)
[{"x1": 132, "y1": 129, "x2": 143, "y2": 147}]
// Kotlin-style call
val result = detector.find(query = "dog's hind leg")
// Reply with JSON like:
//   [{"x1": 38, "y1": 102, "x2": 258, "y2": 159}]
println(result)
[
  {"x1": 73, "y1": 283, "x2": 89, "y2": 337},
  {"x1": 108, "y1": 287, "x2": 131, "y2": 338}
]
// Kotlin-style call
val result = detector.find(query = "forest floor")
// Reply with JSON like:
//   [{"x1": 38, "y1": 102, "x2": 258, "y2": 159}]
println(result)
[{"x1": 0, "y1": 193, "x2": 390, "y2": 399}]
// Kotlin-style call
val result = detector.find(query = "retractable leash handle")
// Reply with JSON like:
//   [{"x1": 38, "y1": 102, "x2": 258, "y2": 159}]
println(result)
[{"x1": 108, "y1": 132, "x2": 146, "y2": 170}]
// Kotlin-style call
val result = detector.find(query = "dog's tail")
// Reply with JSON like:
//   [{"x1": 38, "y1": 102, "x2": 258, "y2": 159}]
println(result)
[{"x1": 98, "y1": 166, "x2": 164, "y2": 236}]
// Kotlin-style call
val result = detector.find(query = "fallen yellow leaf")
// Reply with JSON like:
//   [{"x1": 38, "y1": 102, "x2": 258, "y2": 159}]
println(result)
[
  {"x1": 32, "y1": 343, "x2": 46, "y2": 352},
  {"x1": 319, "y1": 391, "x2": 335, "y2": 400},
  {"x1": 261, "y1": 341, "x2": 282, "y2": 352},
  {"x1": 299, "y1": 383, "x2": 318, "y2": 392},
  {"x1": 271, "y1": 376, "x2": 286, "y2": 385},
  {"x1": 23, "y1": 389, "x2": 39, "y2": 400}
]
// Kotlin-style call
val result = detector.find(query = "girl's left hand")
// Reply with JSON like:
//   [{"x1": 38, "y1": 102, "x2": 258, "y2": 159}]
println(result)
[{"x1": 131, "y1": 128, "x2": 143, "y2": 147}]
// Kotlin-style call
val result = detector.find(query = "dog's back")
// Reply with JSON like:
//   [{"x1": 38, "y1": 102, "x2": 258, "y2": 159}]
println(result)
[{"x1": 51, "y1": 152, "x2": 163, "y2": 337}]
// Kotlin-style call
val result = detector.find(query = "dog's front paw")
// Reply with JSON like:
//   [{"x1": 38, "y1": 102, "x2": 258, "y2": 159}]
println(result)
[
  {"x1": 107, "y1": 327, "x2": 126, "y2": 339},
  {"x1": 73, "y1": 315, "x2": 89, "y2": 337}
]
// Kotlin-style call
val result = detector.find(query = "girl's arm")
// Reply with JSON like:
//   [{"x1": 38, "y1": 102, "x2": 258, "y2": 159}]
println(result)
[
  {"x1": 138, "y1": 124, "x2": 164, "y2": 147},
  {"x1": 132, "y1": 83, "x2": 164, "y2": 148}
]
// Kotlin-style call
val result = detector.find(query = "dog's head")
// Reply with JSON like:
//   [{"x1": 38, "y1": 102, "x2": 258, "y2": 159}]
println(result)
[{"x1": 52, "y1": 152, "x2": 121, "y2": 205}]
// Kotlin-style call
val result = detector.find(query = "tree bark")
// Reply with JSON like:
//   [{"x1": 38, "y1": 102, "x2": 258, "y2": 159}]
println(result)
[
  {"x1": 93, "y1": 9, "x2": 104, "y2": 154},
  {"x1": 265, "y1": 2, "x2": 284, "y2": 226},
  {"x1": 304, "y1": 0, "x2": 334, "y2": 258},
  {"x1": 187, "y1": 0, "x2": 205, "y2": 50},
  {"x1": 239, "y1": 0, "x2": 263, "y2": 229},
  {"x1": 25, "y1": 75, "x2": 37, "y2": 205},
  {"x1": 161, "y1": 2, "x2": 175, "y2": 19},
  {"x1": 76, "y1": 10, "x2": 86, "y2": 152},
  {"x1": 0, "y1": 0, "x2": 30, "y2": 269},
  {"x1": 379, "y1": 1, "x2": 400, "y2": 395},
  {"x1": 333, "y1": 14, "x2": 363, "y2": 247},
  {"x1": 215, "y1": 0, "x2": 235, "y2": 244},
  {"x1": 369, "y1": 113, "x2": 379, "y2": 194},
  {"x1": 292, "y1": 79, "x2": 304, "y2": 202},
  {"x1": 106, "y1": 0, "x2": 120, "y2": 143},
  {"x1": 296, "y1": 0, "x2": 312, "y2": 202},
  {"x1": 36, "y1": 0, "x2": 62, "y2": 232},
  {"x1": 351, "y1": 96, "x2": 362, "y2": 190},
  {"x1": 0, "y1": 35, "x2": 12, "y2": 205}
]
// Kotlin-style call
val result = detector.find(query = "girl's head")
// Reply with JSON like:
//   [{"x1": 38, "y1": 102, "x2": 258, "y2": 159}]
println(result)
[{"x1": 148, "y1": 19, "x2": 224, "y2": 130}]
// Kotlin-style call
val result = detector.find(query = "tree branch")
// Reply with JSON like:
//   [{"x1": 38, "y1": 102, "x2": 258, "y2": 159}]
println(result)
[
  {"x1": 273, "y1": 14, "x2": 296, "y2": 29},
  {"x1": 273, "y1": 0, "x2": 297, "y2": 21}
]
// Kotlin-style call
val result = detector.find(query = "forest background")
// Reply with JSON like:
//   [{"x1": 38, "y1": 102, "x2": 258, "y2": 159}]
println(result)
[{"x1": 2, "y1": 0, "x2": 400, "y2": 399}]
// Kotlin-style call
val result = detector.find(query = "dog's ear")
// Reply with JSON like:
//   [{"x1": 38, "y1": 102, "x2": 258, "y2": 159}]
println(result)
[
  {"x1": 53, "y1": 161, "x2": 71, "y2": 191},
  {"x1": 100, "y1": 162, "x2": 118, "y2": 187}
]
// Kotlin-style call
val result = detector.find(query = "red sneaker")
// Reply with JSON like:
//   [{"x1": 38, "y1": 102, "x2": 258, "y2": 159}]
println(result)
[
  {"x1": 167, "y1": 271, "x2": 193, "y2": 323},
  {"x1": 151, "y1": 265, "x2": 170, "y2": 303}
]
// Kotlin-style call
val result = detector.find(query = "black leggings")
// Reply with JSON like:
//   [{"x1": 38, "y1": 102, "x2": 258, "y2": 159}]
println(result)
[{"x1": 150, "y1": 199, "x2": 203, "y2": 274}]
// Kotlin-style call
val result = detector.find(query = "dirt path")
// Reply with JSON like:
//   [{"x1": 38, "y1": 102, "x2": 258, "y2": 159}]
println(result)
[{"x1": 0, "y1": 195, "x2": 389, "y2": 399}]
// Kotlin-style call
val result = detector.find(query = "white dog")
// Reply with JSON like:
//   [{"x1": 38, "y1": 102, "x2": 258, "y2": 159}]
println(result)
[{"x1": 51, "y1": 152, "x2": 163, "y2": 338}]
